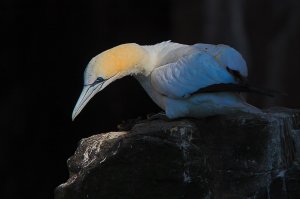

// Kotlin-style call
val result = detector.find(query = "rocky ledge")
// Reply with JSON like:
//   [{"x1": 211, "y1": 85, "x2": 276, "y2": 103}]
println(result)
[{"x1": 55, "y1": 107, "x2": 300, "y2": 199}]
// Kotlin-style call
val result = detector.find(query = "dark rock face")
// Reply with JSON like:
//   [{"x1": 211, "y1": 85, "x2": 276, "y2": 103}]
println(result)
[{"x1": 55, "y1": 107, "x2": 300, "y2": 199}]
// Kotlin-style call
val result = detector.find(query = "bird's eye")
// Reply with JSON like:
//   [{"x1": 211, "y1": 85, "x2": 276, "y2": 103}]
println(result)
[
  {"x1": 95, "y1": 77, "x2": 104, "y2": 83},
  {"x1": 86, "y1": 77, "x2": 105, "y2": 86}
]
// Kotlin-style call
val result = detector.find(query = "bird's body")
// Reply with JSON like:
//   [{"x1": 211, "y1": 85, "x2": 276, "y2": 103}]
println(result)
[
  {"x1": 72, "y1": 41, "x2": 261, "y2": 120},
  {"x1": 136, "y1": 75, "x2": 258, "y2": 119}
]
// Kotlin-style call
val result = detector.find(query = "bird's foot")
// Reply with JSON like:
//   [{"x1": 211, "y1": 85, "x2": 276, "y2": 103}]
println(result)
[{"x1": 146, "y1": 112, "x2": 170, "y2": 121}]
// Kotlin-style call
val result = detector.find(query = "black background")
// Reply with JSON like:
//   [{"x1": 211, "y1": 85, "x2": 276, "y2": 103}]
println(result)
[{"x1": 1, "y1": 0, "x2": 300, "y2": 198}]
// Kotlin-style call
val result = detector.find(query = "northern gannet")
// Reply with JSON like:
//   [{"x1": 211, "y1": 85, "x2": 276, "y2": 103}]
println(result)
[{"x1": 72, "y1": 41, "x2": 262, "y2": 120}]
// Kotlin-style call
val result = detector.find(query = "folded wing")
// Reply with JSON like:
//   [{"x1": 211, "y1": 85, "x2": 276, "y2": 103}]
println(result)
[
  {"x1": 193, "y1": 43, "x2": 248, "y2": 77},
  {"x1": 150, "y1": 52, "x2": 238, "y2": 98}
]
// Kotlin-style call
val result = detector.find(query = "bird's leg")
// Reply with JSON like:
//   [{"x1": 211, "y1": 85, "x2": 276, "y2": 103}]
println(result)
[{"x1": 146, "y1": 111, "x2": 170, "y2": 121}]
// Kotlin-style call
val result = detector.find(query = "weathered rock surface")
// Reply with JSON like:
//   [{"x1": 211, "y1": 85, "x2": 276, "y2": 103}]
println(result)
[{"x1": 55, "y1": 107, "x2": 300, "y2": 199}]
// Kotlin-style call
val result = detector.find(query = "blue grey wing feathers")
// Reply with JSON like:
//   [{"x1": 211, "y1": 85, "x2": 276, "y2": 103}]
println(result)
[{"x1": 150, "y1": 52, "x2": 237, "y2": 98}]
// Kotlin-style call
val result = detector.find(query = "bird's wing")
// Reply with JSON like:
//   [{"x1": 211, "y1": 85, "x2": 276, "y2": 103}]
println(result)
[
  {"x1": 193, "y1": 43, "x2": 248, "y2": 77},
  {"x1": 150, "y1": 52, "x2": 237, "y2": 98}
]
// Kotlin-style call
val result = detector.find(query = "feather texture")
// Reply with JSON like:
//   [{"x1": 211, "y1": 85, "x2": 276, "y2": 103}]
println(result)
[{"x1": 150, "y1": 52, "x2": 237, "y2": 98}]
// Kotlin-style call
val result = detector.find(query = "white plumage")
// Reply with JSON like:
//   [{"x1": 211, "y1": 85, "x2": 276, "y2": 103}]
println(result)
[{"x1": 72, "y1": 41, "x2": 260, "y2": 120}]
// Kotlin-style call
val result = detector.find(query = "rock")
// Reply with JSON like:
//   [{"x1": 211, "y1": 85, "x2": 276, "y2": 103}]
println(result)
[{"x1": 55, "y1": 107, "x2": 300, "y2": 199}]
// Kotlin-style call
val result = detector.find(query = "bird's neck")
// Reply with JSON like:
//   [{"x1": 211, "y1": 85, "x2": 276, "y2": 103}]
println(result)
[{"x1": 141, "y1": 41, "x2": 188, "y2": 76}]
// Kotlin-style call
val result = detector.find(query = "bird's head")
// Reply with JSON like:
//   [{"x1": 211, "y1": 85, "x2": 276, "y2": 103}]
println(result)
[{"x1": 72, "y1": 43, "x2": 149, "y2": 120}]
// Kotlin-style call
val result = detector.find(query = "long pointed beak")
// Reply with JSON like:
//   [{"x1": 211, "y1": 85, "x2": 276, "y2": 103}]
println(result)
[
  {"x1": 72, "y1": 83, "x2": 104, "y2": 121},
  {"x1": 72, "y1": 74, "x2": 121, "y2": 120}
]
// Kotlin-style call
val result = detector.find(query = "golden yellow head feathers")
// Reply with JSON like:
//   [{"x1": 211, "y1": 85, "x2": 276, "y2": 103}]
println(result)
[
  {"x1": 72, "y1": 43, "x2": 150, "y2": 120},
  {"x1": 92, "y1": 43, "x2": 147, "y2": 79}
]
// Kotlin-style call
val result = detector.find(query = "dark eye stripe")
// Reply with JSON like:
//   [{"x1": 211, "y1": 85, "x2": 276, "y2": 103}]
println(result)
[
  {"x1": 91, "y1": 77, "x2": 104, "y2": 86},
  {"x1": 84, "y1": 77, "x2": 105, "y2": 86}
]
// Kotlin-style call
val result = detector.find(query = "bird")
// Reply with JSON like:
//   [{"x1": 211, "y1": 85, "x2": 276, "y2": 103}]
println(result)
[{"x1": 72, "y1": 41, "x2": 264, "y2": 121}]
